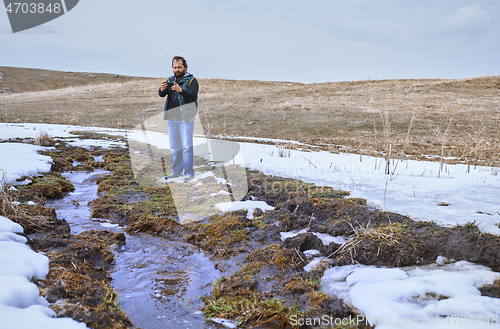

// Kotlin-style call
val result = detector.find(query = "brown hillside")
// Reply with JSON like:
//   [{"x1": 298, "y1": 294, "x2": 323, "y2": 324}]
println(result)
[{"x1": 1, "y1": 66, "x2": 499, "y2": 166}]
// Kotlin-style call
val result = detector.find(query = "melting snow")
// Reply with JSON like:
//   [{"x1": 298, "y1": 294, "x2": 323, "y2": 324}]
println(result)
[
  {"x1": 321, "y1": 260, "x2": 500, "y2": 328},
  {"x1": 0, "y1": 216, "x2": 88, "y2": 328},
  {"x1": 215, "y1": 200, "x2": 274, "y2": 219},
  {"x1": 280, "y1": 228, "x2": 351, "y2": 245}
]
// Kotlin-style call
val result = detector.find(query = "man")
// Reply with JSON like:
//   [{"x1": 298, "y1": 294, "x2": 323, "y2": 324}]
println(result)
[{"x1": 159, "y1": 56, "x2": 199, "y2": 182}]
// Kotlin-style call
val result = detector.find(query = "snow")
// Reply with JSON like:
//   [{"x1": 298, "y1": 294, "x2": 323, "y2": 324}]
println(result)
[
  {"x1": 210, "y1": 317, "x2": 238, "y2": 328},
  {"x1": 0, "y1": 143, "x2": 53, "y2": 186},
  {"x1": 0, "y1": 216, "x2": 88, "y2": 328},
  {"x1": 100, "y1": 222, "x2": 120, "y2": 228},
  {"x1": 280, "y1": 228, "x2": 351, "y2": 245},
  {"x1": 0, "y1": 304, "x2": 88, "y2": 329},
  {"x1": 1, "y1": 122, "x2": 500, "y2": 327},
  {"x1": 303, "y1": 257, "x2": 328, "y2": 272},
  {"x1": 4, "y1": 123, "x2": 495, "y2": 234},
  {"x1": 215, "y1": 200, "x2": 274, "y2": 219},
  {"x1": 303, "y1": 249, "x2": 321, "y2": 258},
  {"x1": 65, "y1": 138, "x2": 127, "y2": 149},
  {"x1": 321, "y1": 260, "x2": 500, "y2": 328}
]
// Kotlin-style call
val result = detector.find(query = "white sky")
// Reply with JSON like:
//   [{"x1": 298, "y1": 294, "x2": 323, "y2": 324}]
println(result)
[{"x1": 1, "y1": 0, "x2": 499, "y2": 83}]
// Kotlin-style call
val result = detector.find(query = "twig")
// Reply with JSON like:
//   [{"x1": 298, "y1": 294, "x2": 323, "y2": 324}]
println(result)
[
  {"x1": 306, "y1": 214, "x2": 314, "y2": 230},
  {"x1": 302, "y1": 156, "x2": 317, "y2": 168},
  {"x1": 294, "y1": 247, "x2": 305, "y2": 263}
]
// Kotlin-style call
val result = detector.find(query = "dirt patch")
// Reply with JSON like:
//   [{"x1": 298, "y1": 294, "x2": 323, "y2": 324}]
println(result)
[
  {"x1": 190, "y1": 170, "x2": 500, "y2": 328},
  {"x1": 480, "y1": 279, "x2": 500, "y2": 299}
]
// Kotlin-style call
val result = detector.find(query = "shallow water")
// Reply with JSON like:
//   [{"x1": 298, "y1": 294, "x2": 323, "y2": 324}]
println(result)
[
  {"x1": 46, "y1": 169, "x2": 117, "y2": 235},
  {"x1": 46, "y1": 169, "x2": 231, "y2": 329},
  {"x1": 112, "y1": 234, "x2": 224, "y2": 329}
]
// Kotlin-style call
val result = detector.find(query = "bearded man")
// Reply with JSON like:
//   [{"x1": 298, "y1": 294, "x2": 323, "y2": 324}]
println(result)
[{"x1": 158, "y1": 56, "x2": 199, "y2": 182}]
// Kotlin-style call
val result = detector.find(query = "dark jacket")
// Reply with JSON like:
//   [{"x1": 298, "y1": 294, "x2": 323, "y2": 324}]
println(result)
[{"x1": 158, "y1": 73, "x2": 199, "y2": 121}]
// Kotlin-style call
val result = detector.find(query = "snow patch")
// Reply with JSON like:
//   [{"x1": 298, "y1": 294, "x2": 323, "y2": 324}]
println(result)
[
  {"x1": 0, "y1": 215, "x2": 88, "y2": 328},
  {"x1": 321, "y1": 260, "x2": 500, "y2": 328},
  {"x1": 215, "y1": 200, "x2": 274, "y2": 219}
]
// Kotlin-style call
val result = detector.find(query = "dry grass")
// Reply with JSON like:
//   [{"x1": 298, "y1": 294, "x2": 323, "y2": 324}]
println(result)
[
  {"x1": 1, "y1": 173, "x2": 20, "y2": 218},
  {"x1": 0, "y1": 175, "x2": 42, "y2": 232},
  {"x1": 34, "y1": 130, "x2": 54, "y2": 146},
  {"x1": 2, "y1": 67, "x2": 500, "y2": 166},
  {"x1": 329, "y1": 215, "x2": 407, "y2": 261}
]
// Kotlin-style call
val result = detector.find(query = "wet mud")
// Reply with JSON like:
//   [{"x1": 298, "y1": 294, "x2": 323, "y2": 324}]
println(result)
[{"x1": 4, "y1": 133, "x2": 500, "y2": 328}]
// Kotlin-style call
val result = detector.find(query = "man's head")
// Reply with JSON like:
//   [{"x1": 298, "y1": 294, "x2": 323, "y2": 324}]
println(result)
[{"x1": 172, "y1": 56, "x2": 188, "y2": 78}]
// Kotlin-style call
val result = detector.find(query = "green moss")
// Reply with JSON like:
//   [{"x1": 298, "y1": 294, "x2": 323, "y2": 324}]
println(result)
[
  {"x1": 188, "y1": 212, "x2": 250, "y2": 254},
  {"x1": 455, "y1": 221, "x2": 478, "y2": 230},
  {"x1": 252, "y1": 218, "x2": 267, "y2": 230},
  {"x1": 387, "y1": 222, "x2": 407, "y2": 235},
  {"x1": 346, "y1": 197, "x2": 367, "y2": 206},
  {"x1": 20, "y1": 173, "x2": 75, "y2": 199},
  {"x1": 203, "y1": 294, "x2": 304, "y2": 327},
  {"x1": 102, "y1": 283, "x2": 124, "y2": 312},
  {"x1": 240, "y1": 262, "x2": 264, "y2": 275}
]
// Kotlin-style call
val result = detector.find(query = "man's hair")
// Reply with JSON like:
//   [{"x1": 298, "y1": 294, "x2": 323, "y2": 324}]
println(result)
[{"x1": 172, "y1": 56, "x2": 188, "y2": 69}]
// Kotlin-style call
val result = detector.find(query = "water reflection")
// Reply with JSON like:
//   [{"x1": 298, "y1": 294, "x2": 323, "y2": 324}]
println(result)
[
  {"x1": 46, "y1": 169, "x2": 228, "y2": 329},
  {"x1": 112, "y1": 234, "x2": 225, "y2": 329}
]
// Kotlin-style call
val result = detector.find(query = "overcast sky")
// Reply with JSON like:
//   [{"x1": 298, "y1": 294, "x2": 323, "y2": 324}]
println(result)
[{"x1": 1, "y1": 0, "x2": 499, "y2": 83}]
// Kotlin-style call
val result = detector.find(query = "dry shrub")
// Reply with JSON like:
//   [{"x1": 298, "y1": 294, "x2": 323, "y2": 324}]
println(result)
[
  {"x1": 34, "y1": 130, "x2": 54, "y2": 146},
  {"x1": 329, "y1": 217, "x2": 406, "y2": 261}
]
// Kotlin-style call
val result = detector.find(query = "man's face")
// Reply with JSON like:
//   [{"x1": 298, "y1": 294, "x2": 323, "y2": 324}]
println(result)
[{"x1": 173, "y1": 60, "x2": 187, "y2": 78}]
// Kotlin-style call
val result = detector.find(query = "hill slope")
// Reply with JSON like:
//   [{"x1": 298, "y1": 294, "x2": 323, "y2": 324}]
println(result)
[{"x1": 1, "y1": 66, "x2": 499, "y2": 166}]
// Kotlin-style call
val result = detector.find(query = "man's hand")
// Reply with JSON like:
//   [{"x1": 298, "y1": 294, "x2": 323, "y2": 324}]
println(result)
[
  {"x1": 172, "y1": 81, "x2": 183, "y2": 92},
  {"x1": 160, "y1": 81, "x2": 169, "y2": 92}
]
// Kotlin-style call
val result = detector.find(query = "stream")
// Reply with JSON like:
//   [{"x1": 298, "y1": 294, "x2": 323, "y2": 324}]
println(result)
[{"x1": 45, "y1": 167, "x2": 234, "y2": 329}]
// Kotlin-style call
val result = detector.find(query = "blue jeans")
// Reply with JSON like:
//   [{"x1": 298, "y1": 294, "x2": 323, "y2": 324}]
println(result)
[{"x1": 167, "y1": 120, "x2": 195, "y2": 176}]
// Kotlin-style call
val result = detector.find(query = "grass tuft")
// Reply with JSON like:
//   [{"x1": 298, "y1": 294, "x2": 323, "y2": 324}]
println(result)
[{"x1": 34, "y1": 130, "x2": 54, "y2": 146}]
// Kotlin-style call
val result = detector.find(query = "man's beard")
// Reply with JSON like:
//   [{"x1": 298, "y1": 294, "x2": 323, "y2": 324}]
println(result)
[{"x1": 174, "y1": 70, "x2": 186, "y2": 78}]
